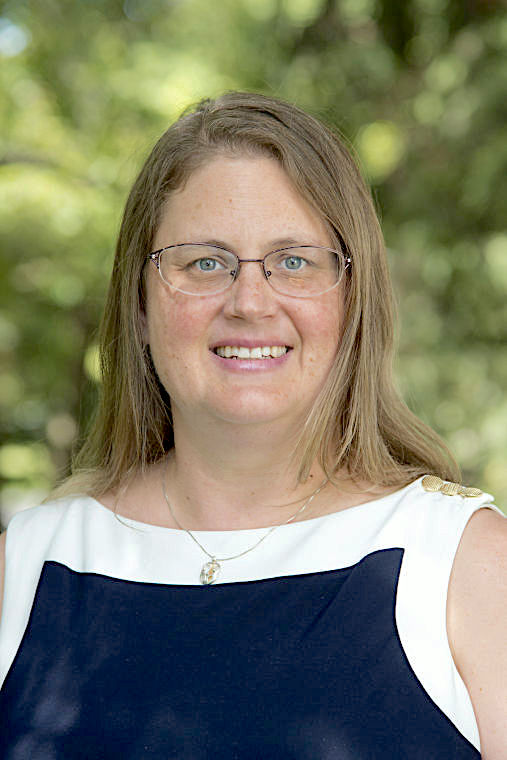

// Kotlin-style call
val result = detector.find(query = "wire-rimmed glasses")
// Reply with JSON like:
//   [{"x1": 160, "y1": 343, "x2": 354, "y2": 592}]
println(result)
[{"x1": 146, "y1": 243, "x2": 351, "y2": 298}]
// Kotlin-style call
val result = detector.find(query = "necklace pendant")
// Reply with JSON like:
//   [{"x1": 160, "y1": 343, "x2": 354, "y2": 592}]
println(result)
[{"x1": 200, "y1": 559, "x2": 220, "y2": 585}]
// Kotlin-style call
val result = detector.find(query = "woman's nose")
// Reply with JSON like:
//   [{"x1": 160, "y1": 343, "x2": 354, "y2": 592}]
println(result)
[{"x1": 222, "y1": 260, "x2": 277, "y2": 320}]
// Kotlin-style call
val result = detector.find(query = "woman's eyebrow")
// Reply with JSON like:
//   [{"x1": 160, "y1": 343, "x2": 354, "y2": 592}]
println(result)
[{"x1": 187, "y1": 236, "x2": 325, "y2": 250}]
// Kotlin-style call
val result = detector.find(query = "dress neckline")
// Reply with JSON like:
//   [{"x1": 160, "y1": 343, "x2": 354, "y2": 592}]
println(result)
[{"x1": 82, "y1": 476, "x2": 424, "y2": 537}]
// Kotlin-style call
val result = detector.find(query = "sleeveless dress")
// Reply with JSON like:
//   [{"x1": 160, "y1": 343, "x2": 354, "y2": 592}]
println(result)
[{"x1": 0, "y1": 476, "x2": 502, "y2": 759}]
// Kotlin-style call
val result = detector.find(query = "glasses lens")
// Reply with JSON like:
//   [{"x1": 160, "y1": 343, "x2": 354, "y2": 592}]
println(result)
[
  {"x1": 159, "y1": 245, "x2": 237, "y2": 294},
  {"x1": 265, "y1": 247, "x2": 344, "y2": 297}
]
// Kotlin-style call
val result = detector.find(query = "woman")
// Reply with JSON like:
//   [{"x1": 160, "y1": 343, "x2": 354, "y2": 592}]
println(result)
[{"x1": 0, "y1": 92, "x2": 505, "y2": 758}]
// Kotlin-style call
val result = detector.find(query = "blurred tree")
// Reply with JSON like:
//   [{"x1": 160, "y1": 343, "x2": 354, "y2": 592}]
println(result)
[{"x1": 0, "y1": 0, "x2": 506, "y2": 525}]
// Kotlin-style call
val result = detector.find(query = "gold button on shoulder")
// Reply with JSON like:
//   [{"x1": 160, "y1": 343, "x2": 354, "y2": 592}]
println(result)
[
  {"x1": 440, "y1": 481, "x2": 461, "y2": 496},
  {"x1": 421, "y1": 475, "x2": 444, "y2": 492},
  {"x1": 421, "y1": 475, "x2": 483, "y2": 497},
  {"x1": 457, "y1": 486, "x2": 483, "y2": 498}
]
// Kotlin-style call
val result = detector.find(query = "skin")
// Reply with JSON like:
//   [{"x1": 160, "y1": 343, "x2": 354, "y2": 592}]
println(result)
[
  {"x1": 145, "y1": 157, "x2": 341, "y2": 432},
  {"x1": 0, "y1": 155, "x2": 505, "y2": 754},
  {"x1": 135, "y1": 154, "x2": 357, "y2": 530},
  {"x1": 446, "y1": 508, "x2": 507, "y2": 758}
]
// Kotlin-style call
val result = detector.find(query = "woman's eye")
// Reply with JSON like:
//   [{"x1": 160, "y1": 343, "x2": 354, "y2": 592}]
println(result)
[
  {"x1": 193, "y1": 258, "x2": 224, "y2": 271},
  {"x1": 282, "y1": 256, "x2": 305, "y2": 270}
]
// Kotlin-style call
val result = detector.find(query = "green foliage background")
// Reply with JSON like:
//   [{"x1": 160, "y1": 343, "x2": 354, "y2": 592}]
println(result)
[{"x1": 1, "y1": 0, "x2": 506, "y2": 525}]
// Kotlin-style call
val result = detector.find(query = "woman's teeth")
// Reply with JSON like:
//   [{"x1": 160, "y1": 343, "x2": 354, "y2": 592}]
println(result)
[{"x1": 214, "y1": 346, "x2": 289, "y2": 359}]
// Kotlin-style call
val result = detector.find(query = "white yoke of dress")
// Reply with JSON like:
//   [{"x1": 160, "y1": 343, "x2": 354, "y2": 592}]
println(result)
[{"x1": 0, "y1": 476, "x2": 503, "y2": 759}]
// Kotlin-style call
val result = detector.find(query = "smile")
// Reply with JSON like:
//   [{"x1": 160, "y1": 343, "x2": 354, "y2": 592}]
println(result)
[{"x1": 213, "y1": 346, "x2": 290, "y2": 359}]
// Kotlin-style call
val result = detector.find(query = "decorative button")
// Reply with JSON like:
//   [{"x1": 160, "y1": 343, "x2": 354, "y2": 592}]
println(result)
[
  {"x1": 421, "y1": 475, "x2": 444, "y2": 492},
  {"x1": 440, "y1": 481, "x2": 461, "y2": 496},
  {"x1": 421, "y1": 475, "x2": 482, "y2": 497},
  {"x1": 458, "y1": 486, "x2": 483, "y2": 497}
]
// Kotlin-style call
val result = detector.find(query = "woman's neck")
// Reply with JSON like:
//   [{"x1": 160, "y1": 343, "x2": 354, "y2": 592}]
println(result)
[
  {"x1": 100, "y1": 414, "x2": 392, "y2": 531},
  {"x1": 163, "y1": 463, "x2": 329, "y2": 532}
]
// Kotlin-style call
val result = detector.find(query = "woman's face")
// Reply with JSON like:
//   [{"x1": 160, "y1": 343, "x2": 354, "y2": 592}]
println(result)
[{"x1": 143, "y1": 155, "x2": 344, "y2": 432}]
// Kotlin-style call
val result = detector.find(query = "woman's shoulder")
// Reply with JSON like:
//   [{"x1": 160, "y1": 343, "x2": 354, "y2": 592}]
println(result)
[
  {"x1": 396, "y1": 474, "x2": 502, "y2": 527},
  {"x1": 0, "y1": 493, "x2": 95, "y2": 625},
  {"x1": 368, "y1": 474, "x2": 503, "y2": 573},
  {"x1": 0, "y1": 493, "x2": 96, "y2": 577},
  {"x1": 3, "y1": 493, "x2": 90, "y2": 534}
]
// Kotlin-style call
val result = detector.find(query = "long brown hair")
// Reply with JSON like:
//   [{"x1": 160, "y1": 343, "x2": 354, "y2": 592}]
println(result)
[{"x1": 55, "y1": 91, "x2": 459, "y2": 497}]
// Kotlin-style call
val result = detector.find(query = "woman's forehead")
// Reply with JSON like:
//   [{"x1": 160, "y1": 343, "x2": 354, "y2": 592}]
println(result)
[{"x1": 154, "y1": 156, "x2": 332, "y2": 248}]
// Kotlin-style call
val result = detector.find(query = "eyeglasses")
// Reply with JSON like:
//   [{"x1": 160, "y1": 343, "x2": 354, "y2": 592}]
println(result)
[{"x1": 146, "y1": 243, "x2": 351, "y2": 298}]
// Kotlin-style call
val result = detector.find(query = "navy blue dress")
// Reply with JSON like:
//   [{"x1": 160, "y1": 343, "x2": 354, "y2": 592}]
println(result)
[{"x1": 0, "y1": 478, "x2": 498, "y2": 758}]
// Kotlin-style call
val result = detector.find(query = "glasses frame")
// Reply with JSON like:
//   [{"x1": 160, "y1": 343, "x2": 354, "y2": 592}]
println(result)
[{"x1": 146, "y1": 243, "x2": 352, "y2": 298}]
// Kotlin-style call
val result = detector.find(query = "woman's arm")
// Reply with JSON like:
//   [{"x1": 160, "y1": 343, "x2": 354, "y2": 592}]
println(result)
[
  {"x1": 0, "y1": 531, "x2": 6, "y2": 624},
  {"x1": 447, "y1": 508, "x2": 507, "y2": 759}
]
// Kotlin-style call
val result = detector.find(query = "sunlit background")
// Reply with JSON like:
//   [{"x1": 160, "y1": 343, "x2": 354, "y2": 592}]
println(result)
[{"x1": 1, "y1": 0, "x2": 506, "y2": 527}]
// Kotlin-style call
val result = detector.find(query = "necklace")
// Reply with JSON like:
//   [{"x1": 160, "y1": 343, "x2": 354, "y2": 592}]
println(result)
[{"x1": 161, "y1": 472, "x2": 328, "y2": 585}]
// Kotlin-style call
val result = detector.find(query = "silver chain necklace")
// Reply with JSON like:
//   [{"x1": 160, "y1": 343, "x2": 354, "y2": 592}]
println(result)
[{"x1": 162, "y1": 473, "x2": 328, "y2": 585}]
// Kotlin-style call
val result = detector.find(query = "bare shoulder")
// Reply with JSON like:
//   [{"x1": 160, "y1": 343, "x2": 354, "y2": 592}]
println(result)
[
  {"x1": 447, "y1": 507, "x2": 507, "y2": 758},
  {"x1": 0, "y1": 530, "x2": 6, "y2": 624}
]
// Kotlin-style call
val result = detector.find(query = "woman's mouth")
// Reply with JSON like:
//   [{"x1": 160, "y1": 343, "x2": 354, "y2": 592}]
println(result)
[
  {"x1": 209, "y1": 343, "x2": 293, "y2": 373},
  {"x1": 212, "y1": 346, "x2": 291, "y2": 359}
]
